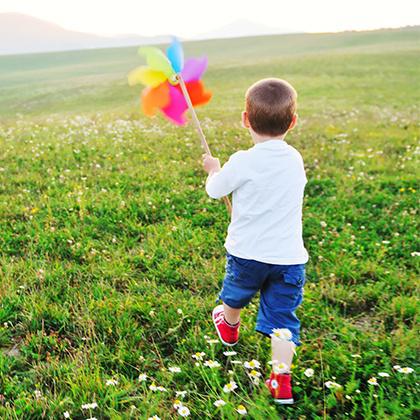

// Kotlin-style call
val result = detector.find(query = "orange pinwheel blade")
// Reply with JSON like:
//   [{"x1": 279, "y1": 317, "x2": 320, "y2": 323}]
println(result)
[
  {"x1": 185, "y1": 80, "x2": 212, "y2": 106},
  {"x1": 141, "y1": 83, "x2": 170, "y2": 116}
]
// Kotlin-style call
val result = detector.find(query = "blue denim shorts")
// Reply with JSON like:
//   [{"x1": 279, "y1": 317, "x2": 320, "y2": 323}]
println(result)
[{"x1": 217, "y1": 253, "x2": 306, "y2": 345}]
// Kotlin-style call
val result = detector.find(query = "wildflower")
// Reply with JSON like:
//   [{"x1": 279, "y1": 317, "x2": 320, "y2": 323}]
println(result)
[
  {"x1": 345, "y1": 395, "x2": 352, "y2": 400},
  {"x1": 320, "y1": 221, "x2": 327, "y2": 228},
  {"x1": 393, "y1": 365, "x2": 401, "y2": 370},
  {"x1": 169, "y1": 366, "x2": 181, "y2": 373},
  {"x1": 204, "y1": 360, "x2": 221, "y2": 368},
  {"x1": 149, "y1": 383, "x2": 158, "y2": 391},
  {"x1": 105, "y1": 379, "x2": 118, "y2": 386},
  {"x1": 248, "y1": 369, "x2": 261, "y2": 385},
  {"x1": 351, "y1": 354, "x2": 361, "y2": 358},
  {"x1": 368, "y1": 377, "x2": 379, "y2": 386},
  {"x1": 378, "y1": 372, "x2": 390, "y2": 377},
  {"x1": 173, "y1": 400, "x2": 183, "y2": 409},
  {"x1": 178, "y1": 405, "x2": 190, "y2": 417},
  {"x1": 138, "y1": 374, "x2": 147, "y2": 382},
  {"x1": 206, "y1": 339, "x2": 219, "y2": 344},
  {"x1": 272, "y1": 362, "x2": 289, "y2": 374},
  {"x1": 214, "y1": 399, "x2": 226, "y2": 407},
  {"x1": 177, "y1": 308, "x2": 183, "y2": 314},
  {"x1": 271, "y1": 328, "x2": 292, "y2": 341},
  {"x1": 192, "y1": 352, "x2": 205, "y2": 361},
  {"x1": 231, "y1": 360, "x2": 242, "y2": 365},
  {"x1": 175, "y1": 391, "x2": 187, "y2": 398},
  {"x1": 223, "y1": 381, "x2": 238, "y2": 393},
  {"x1": 63, "y1": 412, "x2": 70, "y2": 419},
  {"x1": 148, "y1": 416, "x2": 161, "y2": 420},
  {"x1": 223, "y1": 351, "x2": 237, "y2": 356},
  {"x1": 156, "y1": 386, "x2": 167, "y2": 392},
  {"x1": 236, "y1": 405, "x2": 247, "y2": 415},
  {"x1": 244, "y1": 359, "x2": 261, "y2": 369},
  {"x1": 304, "y1": 368, "x2": 314, "y2": 377},
  {"x1": 81, "y1": 402, "x2": 98, "y2": 410},
  {"x1": 249, "y1": 369, "x2": 261, "y2": 378},
  {"x1": 325, "y1": 381, "x2": 342, "y2": 390},
  {"x1": 397, "y1": 367, "x2": 414, "y2": 374}
]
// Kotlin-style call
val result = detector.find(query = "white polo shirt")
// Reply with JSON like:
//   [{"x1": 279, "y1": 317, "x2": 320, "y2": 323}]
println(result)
[{"x1": 206, "y1": 139, "x2": 309, "y2": 265}]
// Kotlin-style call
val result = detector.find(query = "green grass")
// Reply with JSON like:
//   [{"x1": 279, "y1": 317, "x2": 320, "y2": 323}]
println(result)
[{"x1": 0, "y1": 27, "x2": 419, "y2": 419}]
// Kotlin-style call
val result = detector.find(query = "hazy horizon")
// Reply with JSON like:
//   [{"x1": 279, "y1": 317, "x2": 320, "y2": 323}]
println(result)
[{"x1": 1, "y1": 0, "x2": 419, "y2": 38}]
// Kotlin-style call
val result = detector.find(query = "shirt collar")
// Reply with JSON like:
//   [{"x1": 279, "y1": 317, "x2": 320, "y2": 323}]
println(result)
[{"x1": 252, "y1": 139, "x2": 288, "y2": 149}]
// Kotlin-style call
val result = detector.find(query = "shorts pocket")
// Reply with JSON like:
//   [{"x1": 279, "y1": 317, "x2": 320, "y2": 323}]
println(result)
[{"x1": 283, "y1": 265, "x2": 306, "y2": 288}]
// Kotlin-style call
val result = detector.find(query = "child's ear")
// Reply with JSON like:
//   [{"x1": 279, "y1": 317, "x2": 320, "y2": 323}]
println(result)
[
  {"x1": 241, "y1": 111, "x2": 250, "y2": 129},
  {"x1": 289, "y1": 113, "x2": 298, "y2": 130}
]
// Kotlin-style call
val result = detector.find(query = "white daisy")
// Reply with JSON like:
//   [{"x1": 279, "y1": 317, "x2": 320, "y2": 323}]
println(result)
[
  {"x1": 105, "y1": 379, "x2": 118, "y2": 386},
  {"x1": 325, "y1": 381, "x2": 342, "y2": 390},
  {"x1": 304, "y1": 368, "x2": 314, "y2": 377},
  {"x1": 223, "y1": 381, "x2": 238, "y2": 393},
  {"x1": 178, "y1": 405, "x2": 190, "y2": 417},
  {"x1": 192, "y1": 352, "x2": 205, "y2": 361},
  {"x1": 398, "y1": 367, "x2": 414, "y2": 374},
  {"x1": 223, "y1": 351, "x2": 237, "y2": 356},
  {"x1": 236, "y1": 405, "x2": 247, "y2": 415},
  {"x1": 271, "y1": 328, "x2": 293, "y2": 341},
  {"x1": 204, "y1": 360, "x2": 221, "y2": 368},
  {"x1": 244, "y1": 359, "x2": 261, "y2": 369},
  {"x1": 214, "y1": 399, "x2": 226, "y2": 407}
]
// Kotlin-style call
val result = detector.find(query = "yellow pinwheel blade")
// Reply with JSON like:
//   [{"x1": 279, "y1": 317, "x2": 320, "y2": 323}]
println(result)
[
  {"x1": 128, "y1": 66, "x2": 167, "y2": 88},
  {"x1": 139, "y1": 46, "x2": 175, "y2": 78}
]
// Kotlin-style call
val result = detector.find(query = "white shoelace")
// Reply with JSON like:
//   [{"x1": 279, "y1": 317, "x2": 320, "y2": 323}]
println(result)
[{"x1": 214, "y1": 312, "x2": 226, "y2": 326}]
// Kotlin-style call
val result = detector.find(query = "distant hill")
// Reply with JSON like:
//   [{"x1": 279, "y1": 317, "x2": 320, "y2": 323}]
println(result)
[{"x1": 0, "y1": 13, "x2": 170, "y2": 55}]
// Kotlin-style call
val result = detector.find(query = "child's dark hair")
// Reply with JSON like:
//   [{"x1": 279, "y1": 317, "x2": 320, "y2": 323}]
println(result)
[{"x1": 246, "y1": 78, "x2": 297, "y2": 136}]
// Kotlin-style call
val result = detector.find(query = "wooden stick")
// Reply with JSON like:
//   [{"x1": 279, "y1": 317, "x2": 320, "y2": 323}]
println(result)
[{"x1": 177, "y1": 74, "x2": 232, "y2": 214}]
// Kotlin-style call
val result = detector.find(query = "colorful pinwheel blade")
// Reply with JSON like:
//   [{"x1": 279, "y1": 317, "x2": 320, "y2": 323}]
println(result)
[
  {"x1": 167, "y1": 38, "x2": 184, "y2": 73},
  {"x1": 185, "y1": 80, "x2": 212, "y2": 107},
  {"x1": 141, "y1": 83, "x2": 170, "y2": 116},
  {"x1": 128, "y1": 66, "x2": 167, "y2": 87},
  {"x1": 139, "y1": 46, "x2": 175, "y2": 78},
  {"x1": 181, "y1": 57, "x2": 208, "y2": 82},
  {"x1": 161, "y1": 84, "x2": 188, "y2": 125}
]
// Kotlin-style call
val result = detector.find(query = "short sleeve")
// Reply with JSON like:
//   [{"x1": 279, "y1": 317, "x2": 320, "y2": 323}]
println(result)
[{"x1": 205, "y1": 151, "x2": 247, "y2": 199}]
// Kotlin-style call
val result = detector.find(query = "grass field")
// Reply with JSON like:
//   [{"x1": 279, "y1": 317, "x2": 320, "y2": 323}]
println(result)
[{"x1": 0, "y1": 27, "x2": 419, "y2": 419}]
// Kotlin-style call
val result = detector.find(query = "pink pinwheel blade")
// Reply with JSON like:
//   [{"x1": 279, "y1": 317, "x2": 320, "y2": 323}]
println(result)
[
  {"x1": 161, "y1": 84, "x2": 188, "y2": 125},
  {"x1": 181, "y1": 57, "x2": 208, "y2": 82}
]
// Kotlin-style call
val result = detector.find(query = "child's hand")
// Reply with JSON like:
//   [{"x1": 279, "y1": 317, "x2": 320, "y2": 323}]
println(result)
[{"x1": 202, "y1": 154, "x2": 221, "y2": 175}]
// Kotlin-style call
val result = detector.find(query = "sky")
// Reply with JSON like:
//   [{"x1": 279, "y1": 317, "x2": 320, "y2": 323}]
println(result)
[{"x1": 1, "y1": 0, "x2": 419, "y2": 37}]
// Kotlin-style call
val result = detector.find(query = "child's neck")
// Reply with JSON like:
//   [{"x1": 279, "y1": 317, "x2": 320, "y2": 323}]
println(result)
[{"x1": 251, "y1": 131, "x2": 286, "y2": 144}]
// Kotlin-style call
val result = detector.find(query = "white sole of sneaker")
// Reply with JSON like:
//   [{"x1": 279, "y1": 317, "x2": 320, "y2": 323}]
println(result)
[
  {"x1": 274, "y1": 398, "x2": 294, "y2": 405},
  {"x1": 212, "y1": 307, "x2": 238, "y2": 347}
]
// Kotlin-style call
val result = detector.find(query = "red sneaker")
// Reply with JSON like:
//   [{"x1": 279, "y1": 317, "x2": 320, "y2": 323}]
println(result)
[
  {"x1": 265, "y1": 372, "x2": 294, "y2": 404},
  {"x1": 212, "y1": 305, "x2": 239, "y2": 346}
]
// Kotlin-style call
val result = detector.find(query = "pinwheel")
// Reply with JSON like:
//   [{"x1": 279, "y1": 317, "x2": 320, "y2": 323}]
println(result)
[
  {"x1": 128, "y1": 38, "x2": 231, "y2": 212},
  {"x1": 128, "y1": 39, "x2": 211, "y2": 125}
]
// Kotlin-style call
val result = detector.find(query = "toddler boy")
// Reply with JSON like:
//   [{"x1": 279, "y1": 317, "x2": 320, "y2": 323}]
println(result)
[{"x1": 203, "y1": 78, "x2": 308, "y2": 404}]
